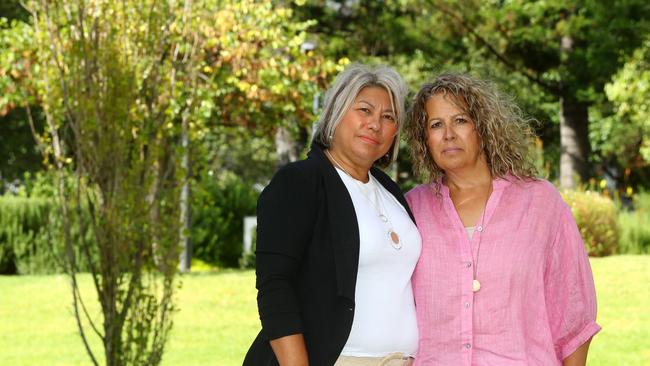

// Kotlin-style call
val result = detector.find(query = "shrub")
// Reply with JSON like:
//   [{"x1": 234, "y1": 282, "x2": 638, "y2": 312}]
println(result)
[
  {"x1": 632, "y1": 190, "x2": 650, "y2": 212},
  {"x1": 239, "y1": 229, "x2": 256, "y2": 269},
  {"x1": 0, "y1": 177, "x2": 96, "y2": 275},
  {"x1": 561, "y1": 189, "x2": 619, "y2": 256},
  {"x1": 191, "y1": 172, "x2": 258, "y2": 268},
  {"x1": 0, "y1": 225, "x2": 16, "y2": 274},
  {"x1": 618, "y1": 191, "x2": 650, "y2": 254},
  {"x1": 618, "y1": 211, "x2": 650, "y2": 254},
  {"x1": 0, "y1": 196, "x2": 60, "y2": 274}
]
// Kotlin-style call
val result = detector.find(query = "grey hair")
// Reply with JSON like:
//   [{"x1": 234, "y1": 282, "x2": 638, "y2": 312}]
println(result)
[{"x1": 313, "y1": 63, "x2": 408, "y2": 168}]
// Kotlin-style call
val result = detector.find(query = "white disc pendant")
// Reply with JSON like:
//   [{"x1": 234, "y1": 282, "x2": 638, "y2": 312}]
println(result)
[{"x1": 472, "y1": 279, "x2": 481, "y2": 292}]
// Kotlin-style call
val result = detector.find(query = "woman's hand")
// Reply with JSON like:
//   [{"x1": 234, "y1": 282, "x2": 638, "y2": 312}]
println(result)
[{"x1": 270, "y1": 334, "x2": 309, "y2": 366}]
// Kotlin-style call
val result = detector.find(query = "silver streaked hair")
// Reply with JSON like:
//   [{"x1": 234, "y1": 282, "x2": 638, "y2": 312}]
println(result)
[{"x1": 313, "y1": 63, "x2": 408, "y2": 168}]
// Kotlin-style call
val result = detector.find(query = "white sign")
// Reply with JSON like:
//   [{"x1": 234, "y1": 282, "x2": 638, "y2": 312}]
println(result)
[{"x1": 243, "y1": 216, "x2": 257, "y2": 253}]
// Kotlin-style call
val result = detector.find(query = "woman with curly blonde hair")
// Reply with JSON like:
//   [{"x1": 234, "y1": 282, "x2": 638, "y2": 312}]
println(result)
[{"x1": 404, "y1": 73, "x2": 600, "y2": 366}]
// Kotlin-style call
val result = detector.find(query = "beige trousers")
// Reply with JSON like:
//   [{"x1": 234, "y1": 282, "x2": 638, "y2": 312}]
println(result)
[{"x1": 334, "y1": 352, "x2": 414, "y2": 366}]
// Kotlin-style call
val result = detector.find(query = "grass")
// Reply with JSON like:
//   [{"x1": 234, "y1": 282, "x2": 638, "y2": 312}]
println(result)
[
  {"x1": 0, "y1": 270, "x2": 259, "y2": 366},
  {"x1": 588, "y1": 255, "x2": 650, "y2": 365},
  {"x1": 0, "y1": 256, "x2": 648, "y2": 365}
]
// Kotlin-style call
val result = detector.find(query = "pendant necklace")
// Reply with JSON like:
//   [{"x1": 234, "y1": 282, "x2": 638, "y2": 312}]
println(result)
[
  {"x1": 470, "y1": 186, "x2": 491, "y2": 293},
  {"x1": 326, "y1": 150, "x2": 402, "y2": 250}
]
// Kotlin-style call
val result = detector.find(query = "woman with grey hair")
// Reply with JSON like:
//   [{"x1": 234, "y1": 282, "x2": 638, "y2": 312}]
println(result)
[
  {"x1": 405, "y1": 72, "x2": 599, "y2": 366},
  {"x1": 244, "y1": 63, "x2": 421, "y2": 366}
]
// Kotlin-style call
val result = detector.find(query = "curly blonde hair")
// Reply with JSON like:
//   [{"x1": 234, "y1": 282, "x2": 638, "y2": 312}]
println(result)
[{"x1": 405, "y1": 72, "x2": 538, "y2": 187}]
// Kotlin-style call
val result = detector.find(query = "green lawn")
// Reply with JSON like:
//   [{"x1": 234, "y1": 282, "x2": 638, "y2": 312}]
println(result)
[{"x1": 0, "y1": 256, "x2": 648, "y2": 365}]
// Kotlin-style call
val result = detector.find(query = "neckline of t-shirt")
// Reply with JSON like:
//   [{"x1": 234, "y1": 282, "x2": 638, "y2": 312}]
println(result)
[{"x1": 334, "y1": 166, "x2": 376, "y2": 188}]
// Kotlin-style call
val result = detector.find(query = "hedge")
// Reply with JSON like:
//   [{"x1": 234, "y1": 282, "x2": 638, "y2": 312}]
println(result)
[
  {"x1": 191, "y1": 172, "x2": 258, "y2": 268},
  {"x1": 0, "y1": 196, "x2": 94, "y2": 274}
]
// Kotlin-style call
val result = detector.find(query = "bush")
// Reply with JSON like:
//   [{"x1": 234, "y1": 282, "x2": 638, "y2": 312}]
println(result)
[
  {"x1": 239, "y1": 229, "x2": 256, "y2": 269},
  {"x1": 1, "y1": 171, "x2": 97, "y2": 274},
  {"x1": 191, "y1": 172, "x2": 258, "y2": 268},
  {"x1": 632, "y1": 190, "x2": 650, "y2": 212},
  {"x1": 618, "y1": 191, "x2": 650, "y2": 254},
  {"x1": 561, "y1": 189, "x2": 619, "y2": 256},
  {"x1": 0, "y1": 196, "x2": 60, "y2": 274}
]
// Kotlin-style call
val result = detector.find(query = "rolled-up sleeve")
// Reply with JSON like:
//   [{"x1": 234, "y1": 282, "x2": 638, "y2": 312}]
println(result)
[
  {"x1": 255, "y1": 164, "x2": 317, "y2": 341},
  {"x1": 544, "y1": 206, "x2": 601, "y2": 360}
]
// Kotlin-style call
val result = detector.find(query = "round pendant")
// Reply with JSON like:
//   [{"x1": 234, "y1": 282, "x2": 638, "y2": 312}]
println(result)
[
  {"x1": 472, "y1": 279, "x2": 481, "y2": 292},
  {"x1": 389, "y1": 230, "x2": 402, "y2": 250}
]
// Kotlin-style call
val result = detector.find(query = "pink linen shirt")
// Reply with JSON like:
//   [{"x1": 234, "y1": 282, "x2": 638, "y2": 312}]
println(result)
[{"x1": 406, "y1": 177, "x2": 601, "y2": 366}]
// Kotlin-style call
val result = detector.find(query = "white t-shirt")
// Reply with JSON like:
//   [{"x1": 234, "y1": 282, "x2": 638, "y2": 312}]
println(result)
[
  {"x1": 466, "y1": 226, "x2": 475, "y2": 240},
  {"x1": 335, "y1": 168, "x2": 421, "y2": 357}
]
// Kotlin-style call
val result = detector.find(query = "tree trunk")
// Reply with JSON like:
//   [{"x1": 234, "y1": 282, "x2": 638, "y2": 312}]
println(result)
[
  {"x1": 559, "y1": 94, "x2": 591, "y2": 188},
  {"x1": 558, "y1": 33, "x2": 591, "y2": 189},
  {"x1": 274, "y1": 126, "x2": 307, "y2": 167},
  {"x1": 178, "y1": 120, "x2": 191, "y2": 273}
]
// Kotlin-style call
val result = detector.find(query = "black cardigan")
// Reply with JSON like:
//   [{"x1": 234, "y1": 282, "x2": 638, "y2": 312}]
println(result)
[{"x1": 243, "y1": 143, "x2": 415, "y2": 366}]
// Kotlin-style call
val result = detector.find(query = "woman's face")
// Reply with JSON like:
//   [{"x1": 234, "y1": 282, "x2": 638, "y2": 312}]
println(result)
[
  {"x1": 330, "y1": 86, "x2": 398, "y2": 169},
  {"x1": 425, "y1": 93, "x2": 484, "y2": 173}
]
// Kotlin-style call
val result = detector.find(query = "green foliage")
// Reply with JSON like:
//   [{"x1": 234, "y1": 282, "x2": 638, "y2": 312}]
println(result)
[
  {"x1": 0, "y1": 107, "x2": 45, "y2": 190},
  {"x1": 191, "y1": 172, "x2": 258, "y2": 268},
  {"x1": 191, "y1": 0, "x2": 340, "y2": 136},
  {"x1": 632, "y1": 190, "x2": 650, "y2": 212},
  {"x1": 453, "y1": 0, "x2": 650, "y2": 100},
  {"x1": 0, "y1": 17, "x2": 35, "y2": 115},
  {"x1": 0, "y1": 171, "x2": 96, "y2": 275},
  {"x1": 598, "y1": 36, "x2": 650, "y2": 188},
  {"x1": 0, "y1": 209, "x2": 17, "y2": 274},
  {"x1": 197, "y1": 125, "x2": 277, "y2": 184},
  {"x1": 0, "y1": 195, "x2": 94, "y2": 275},
  {"x1": 561, "y1": 189, "x2": 619, "y2": 256},
  {"x1": 425, "y1": 0, "x2": 650, "y2": 186},
  {"x1": 0, "y1": 196, "x2": 58, "y2": 274},
  {"x1": 239, "y1": 229, "x2": 256, "y2": 270},
  {"x1": 0, "y1": 0, "x2": 29, "y2": 22},
  {"x1": 293, "y1": 0, "x2": 453, "y2": 60},
  {"x1": 618, "y1": 212, "x2": 650, "y2": 255},
  {"x1": 618, "y1": 192, "x2": 650, "y2": 254},
  {"x1": 16, "y1": 170, "x2": 59, "y2": 198},
  {"x1": 0, "y1": 19, "x2": 44, "y2": 189},
  {"x1": 0, "y1": 2, "x2": 339, "y2": 362},
  {"x1": 25, "y1": 0, "x2": 199, "y2": 364}
]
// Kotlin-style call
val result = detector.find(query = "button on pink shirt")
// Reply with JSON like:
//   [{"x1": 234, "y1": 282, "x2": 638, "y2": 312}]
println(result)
[{"x1": 406, "y1": 177, "x2": 601, "y2": 366}]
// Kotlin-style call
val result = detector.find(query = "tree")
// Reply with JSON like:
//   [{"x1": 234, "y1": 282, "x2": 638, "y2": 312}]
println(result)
[
  {"x1": 426, "y1": 0, "x2": 650, "y2": 187},
  {"x1": 599, "y1": 36, "x2": 650, "y2": 189},
  {"x1": 0, "y1": 107, "x2": 45, "y2": 190},
  {"x1": 290, "y1": 1, "x2": 558, "y2": 188},
  {"x1": 0, "y1": 0, "x2": 29, "y2": 21},
  {"x1": 193, "y1": 0, "x2": 341, "y2": 169},
  {"x1": 23, "y1": 0, "x2": 203, "y2": 364},
  {"x1": 175, "y1": 0, "x2": 340, "y2": 268},
  {"x1": 2, "y1": 1, "x2": 341, "y2": 295},
  {"x1": 0, "y1": 17, "x2": 43, "y2": 191},
  {"x1": 290, "y1": 0, "x2": 462, "y2": 186}
]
